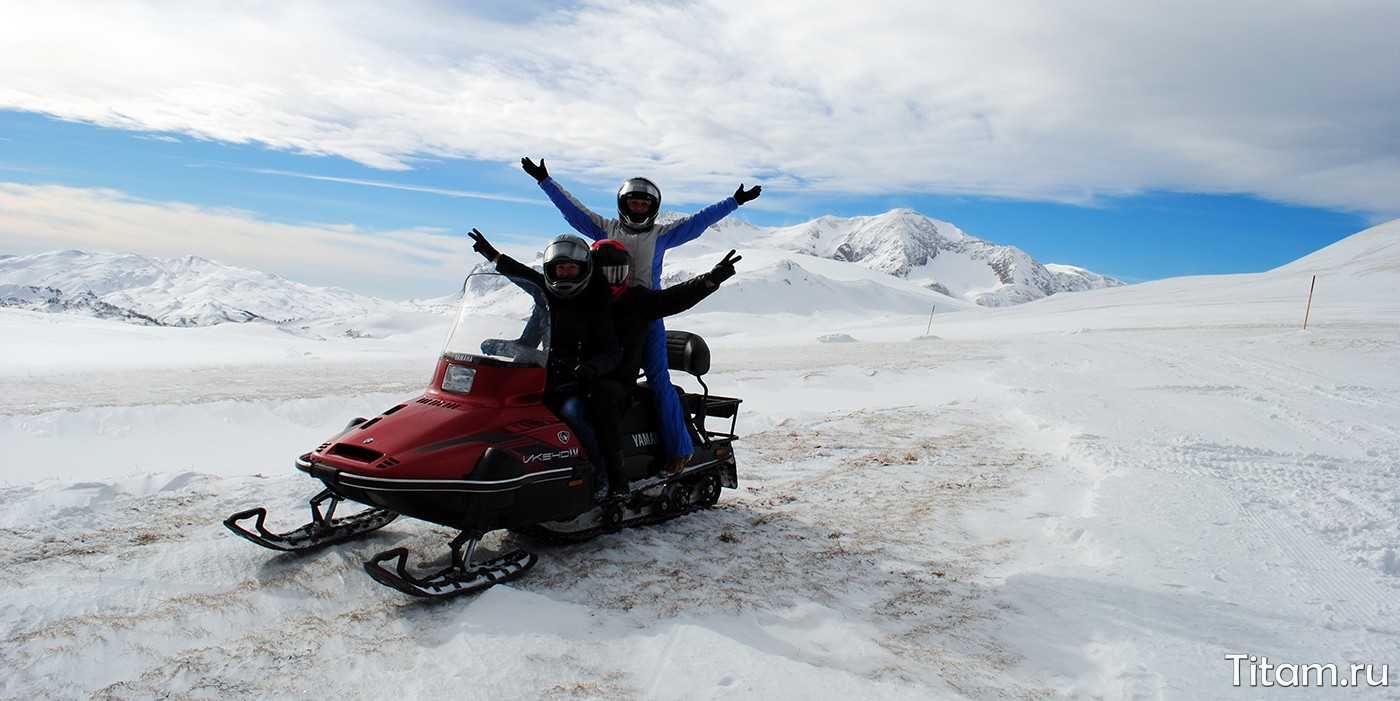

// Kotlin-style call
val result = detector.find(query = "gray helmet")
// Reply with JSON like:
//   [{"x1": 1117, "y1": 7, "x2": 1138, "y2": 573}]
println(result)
[
  {"x1": 617, "y1": 177, "x2": 661, "y2": 231},
  {"x1": 541, "y1": 234, "x2": 592, "y2": 299}
]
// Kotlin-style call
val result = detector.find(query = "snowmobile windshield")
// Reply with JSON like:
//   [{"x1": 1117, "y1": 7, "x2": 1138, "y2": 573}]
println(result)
[{"x1": 442, "y1": 272, "x2": 552, "y2": 368}]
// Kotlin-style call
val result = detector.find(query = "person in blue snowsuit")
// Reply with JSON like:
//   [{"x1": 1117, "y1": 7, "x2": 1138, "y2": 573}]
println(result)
[{"x1": 522, "y1": 157, "x2": 761, "y2": 472}]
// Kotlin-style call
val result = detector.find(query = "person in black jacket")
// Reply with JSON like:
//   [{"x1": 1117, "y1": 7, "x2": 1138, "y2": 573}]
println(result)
[
  {"x1": 590, "y1": 239, "x2": 741, "y2": 474},
  {"x1": 590, "y1": 240, "x2": 738, "y2": 385},
  {"x1": 468, "y1": 229, "x2": 623, "y2": 501}
]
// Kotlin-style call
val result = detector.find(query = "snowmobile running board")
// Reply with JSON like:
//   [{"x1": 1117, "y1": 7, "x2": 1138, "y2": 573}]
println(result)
[
  {"x1": 223, "y1": 489, "x2": 399, "y2": 552},
  {"x1": 518, "y1": 454, "x2": 733, "y2": 544},
  {"x1": 362, "y1": 531, "x2": 537, "y2": 599}
]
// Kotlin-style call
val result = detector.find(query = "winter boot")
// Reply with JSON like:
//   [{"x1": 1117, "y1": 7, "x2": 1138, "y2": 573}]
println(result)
[
  {"x1": 665, "y1": 453, "x2": 692, "y2": 475},
  {"x1": 605, "y1": 449, "x2": 628, "y2": 499},
  {"x1": 591, "y1": 467, "x2": 611, "y2": 504}
]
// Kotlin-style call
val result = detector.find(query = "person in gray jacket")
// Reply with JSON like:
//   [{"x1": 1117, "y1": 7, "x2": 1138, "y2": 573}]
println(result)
[{"x1": 521, "y1": 157, "x2": 760, "y2": 473}]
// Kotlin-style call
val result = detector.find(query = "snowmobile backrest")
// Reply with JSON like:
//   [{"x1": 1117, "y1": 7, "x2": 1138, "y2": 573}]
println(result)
[{"x1": 666, "y1": 330, "x2": 710, "y2": 377}]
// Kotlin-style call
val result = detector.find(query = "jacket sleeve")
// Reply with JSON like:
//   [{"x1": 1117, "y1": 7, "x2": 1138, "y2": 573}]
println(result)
[
  {"x1": 540, "y1": 178, "x2": 610, "y2": 242},
  {"x1": 655, "y1": 196, "x2": 739, "y2": 252},
  {"x1": 492, "y1": 254, "x2": 546, "y2": 289},
  {"x1": 638, "y1": 276, "x2": 717, "y2": 321}
]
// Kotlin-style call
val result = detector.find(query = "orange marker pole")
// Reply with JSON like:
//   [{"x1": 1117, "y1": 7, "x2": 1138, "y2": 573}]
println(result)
[{"x1": 1303, "y1": 275, "x2": 1316, "y2": 330}]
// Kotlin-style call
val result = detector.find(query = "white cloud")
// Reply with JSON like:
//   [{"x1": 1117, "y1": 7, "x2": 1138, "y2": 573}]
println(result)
[
  {"x1": 2, "y1": 0, "x2": 1398, "y2": 215},
  {"x1": 0, "y1": 183, "x2": 473, "y2": 299}
]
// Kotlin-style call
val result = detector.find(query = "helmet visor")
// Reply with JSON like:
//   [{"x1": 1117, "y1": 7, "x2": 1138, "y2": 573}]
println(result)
[
  {"x1": 543, "y1": 237, "x2": 590, "y2": 266},
  {"x1": 591, "y1": 242, "x2": 631, "y2": 286},
  {"x1": 618, "y1": 179, "x2": 660, "y2": 201},
  {"x1": 601, "y1": 263, "x2": 629, "y2": 285}
]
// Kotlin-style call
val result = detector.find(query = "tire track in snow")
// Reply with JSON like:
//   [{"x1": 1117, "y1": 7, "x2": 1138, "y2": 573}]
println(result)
[{"x1": 1223, "y1": 490, "x2": 1400, "y2": 635}]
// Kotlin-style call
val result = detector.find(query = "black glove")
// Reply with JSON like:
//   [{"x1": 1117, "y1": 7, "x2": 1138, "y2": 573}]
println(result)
[
  {"x1": 733, "y1": 183, "x2": 761, "y2": 205},
  {"x1": 521, "y1": 157, "x2": 549, "y2": 183},
  {"x1": 467, "y1": 228, "x2": 499, "y2": 262},
  {"x1": 706, "y1": 249, "x2": 742, "y2": 286},
  {"x1": 573, "y1": 363, "x2": 598, "y2": 388}
]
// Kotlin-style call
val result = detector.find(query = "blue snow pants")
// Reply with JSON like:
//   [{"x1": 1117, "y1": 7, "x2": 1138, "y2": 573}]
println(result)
[{"x1": 642, "y1": 318, "x2": 692, "y2": 459}]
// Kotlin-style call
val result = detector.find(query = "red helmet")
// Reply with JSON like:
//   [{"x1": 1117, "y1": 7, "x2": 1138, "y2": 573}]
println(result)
[{"x1": 590, "y1": 239, "x2": 631, "y2": 298}]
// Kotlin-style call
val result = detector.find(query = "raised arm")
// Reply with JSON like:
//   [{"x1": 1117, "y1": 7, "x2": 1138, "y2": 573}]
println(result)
[
  {"x1": 639, "y1": 250, "x2": 742, "y2": 320},
  {"x1": 522, "y1": 157, "x2": 610, "y2": 242}
]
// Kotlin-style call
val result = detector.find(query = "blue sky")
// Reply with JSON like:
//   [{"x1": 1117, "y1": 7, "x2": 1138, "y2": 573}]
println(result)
[{"x1": 2, "y1": 1, "x2": 1395, "y2": 300}]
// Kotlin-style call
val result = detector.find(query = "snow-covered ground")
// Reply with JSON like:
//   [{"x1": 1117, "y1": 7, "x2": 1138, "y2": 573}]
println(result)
[{"x1": 2, "y1": 222, "x2": 1398, "y2": 699}]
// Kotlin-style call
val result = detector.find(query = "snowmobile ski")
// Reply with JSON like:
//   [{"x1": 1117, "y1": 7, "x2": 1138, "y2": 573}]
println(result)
[
  {"x1": 224, "y1": 489, "x2": 398, "y2": 552},
  {"x1": 362, "y1": 530, "x2": 537, "y2": 599}
]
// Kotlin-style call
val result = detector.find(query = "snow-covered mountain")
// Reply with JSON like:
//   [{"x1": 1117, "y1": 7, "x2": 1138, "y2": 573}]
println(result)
[
  {"x1": 738, "y1": 208, "x2": 1123, "y2": 306},
  {"x1": 0, "y1": 250, "x2": 404, "y2": 327},
  {"x1": 0, "y1": 210, "x2": 1122, "y2": 327}
]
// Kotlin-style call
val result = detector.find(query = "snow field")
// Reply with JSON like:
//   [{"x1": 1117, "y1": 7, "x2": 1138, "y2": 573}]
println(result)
[
  {"x1": 3, "y1": 222, "x2": 1400, "y2": 698},
  {"x1": 2, "y1": 337, "x2": 1067, "y2": 698}
]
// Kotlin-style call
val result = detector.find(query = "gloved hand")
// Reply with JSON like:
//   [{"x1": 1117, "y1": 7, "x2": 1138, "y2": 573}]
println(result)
[
  {"x1": 733, "y1": 183, "x2": 761, "y2": 205},
  {"x1": 467, "y1": 228, "x2": 499, "y2": 262},
  {"x1": 521, "y1": 157, "x2": 549, "y2": 183},
  {"x1": 705, "y1": 249, "x2": 742, "y2": 287},
  {"x1": 573, "y1": 363, "x2": 598, "y2": 388}
]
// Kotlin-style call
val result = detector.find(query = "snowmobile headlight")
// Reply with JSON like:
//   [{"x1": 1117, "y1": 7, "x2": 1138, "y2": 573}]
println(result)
[{"x1": 441, "y1": 365, "x2": 476, "y2": 395}]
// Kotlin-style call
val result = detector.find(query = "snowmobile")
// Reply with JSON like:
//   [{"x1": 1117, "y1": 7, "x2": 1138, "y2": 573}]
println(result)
[{"x1": 224, "y1": 272, "x2": 740, "y2": 599}]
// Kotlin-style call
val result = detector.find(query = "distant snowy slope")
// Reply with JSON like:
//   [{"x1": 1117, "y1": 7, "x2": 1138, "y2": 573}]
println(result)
[
  {"x1": 691, "y1": 258, "x2": 949, "y2": 316},
  {"x1": 659, "y1": 245, "x2": 975, "y2": 319},
  {"x1": 933, "y1": 218, "x2": 1400, "y2": 336},
  {"x1": 0, "y1": 250, "x2": 405, "y2": 326},
  {"x1": 1274, "y1": 217, "x2": 1400, "y2": 278}
]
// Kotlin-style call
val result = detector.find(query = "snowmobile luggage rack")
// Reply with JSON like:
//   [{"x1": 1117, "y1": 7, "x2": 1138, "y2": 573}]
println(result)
[{"x1": 666, "y1": 330, "x2": 741, "y2": 444}]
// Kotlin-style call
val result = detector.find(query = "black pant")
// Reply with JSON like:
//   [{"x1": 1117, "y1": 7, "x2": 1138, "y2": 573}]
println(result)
[
  {"x1": 586, "y1": 379, "x2": 628, "y2": 487},
  {"x1": 547, "y1": 379, "x2": 628, "y2": 487}
]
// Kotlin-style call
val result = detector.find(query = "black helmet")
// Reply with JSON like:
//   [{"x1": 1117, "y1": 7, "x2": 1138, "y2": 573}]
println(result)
[
  {"x1": 541, "y1": 234, "x2": 592, "y2": 298},
  {"x1": 617, "y1": 177, "x2": 660, "y2": 231}
]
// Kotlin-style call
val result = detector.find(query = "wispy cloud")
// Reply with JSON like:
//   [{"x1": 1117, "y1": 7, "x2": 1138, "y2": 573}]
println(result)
[
  {"x1": 226, "y1": 166, "x2": 544, "y2": 205},
  {"x1": 3, "y1": 0, "x2": 1398, "y2": 216}
]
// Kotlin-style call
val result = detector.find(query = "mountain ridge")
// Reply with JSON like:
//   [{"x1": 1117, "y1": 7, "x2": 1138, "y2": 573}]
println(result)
[
  {"x1": 1, "y1": 209, "x2": 1126, "y2": 326},
  {"x1": 742, "y1": 208, "x2": 1125, "y2": 306},
  {"x1": 0, "y1": 249, "x2": 400, "y2": 327}
]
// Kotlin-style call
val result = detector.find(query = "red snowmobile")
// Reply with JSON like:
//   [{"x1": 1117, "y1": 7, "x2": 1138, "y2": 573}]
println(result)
[{"x1": 225, "y1": 272, "x2": 740, "y2": 598}]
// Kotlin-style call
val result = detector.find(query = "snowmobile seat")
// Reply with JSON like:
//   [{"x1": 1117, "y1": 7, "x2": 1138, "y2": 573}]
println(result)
[{"x1": 665, "y1": 331, "x2": 740, "y2": 444}]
